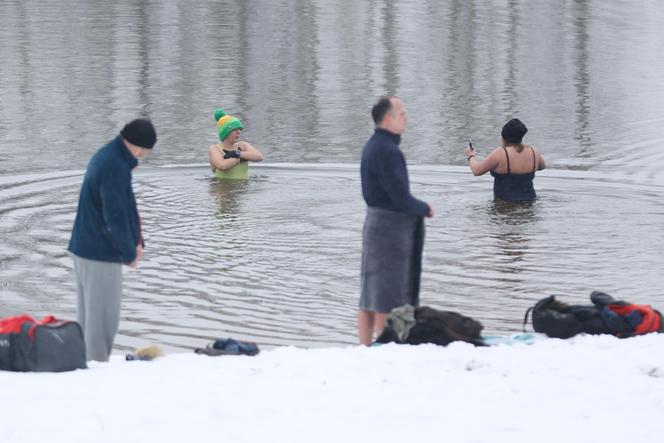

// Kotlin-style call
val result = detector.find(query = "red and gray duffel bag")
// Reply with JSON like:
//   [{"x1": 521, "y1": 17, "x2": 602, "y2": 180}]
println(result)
[{"x1": 0, "y1": 315, "x2": 87, "y2": 372}]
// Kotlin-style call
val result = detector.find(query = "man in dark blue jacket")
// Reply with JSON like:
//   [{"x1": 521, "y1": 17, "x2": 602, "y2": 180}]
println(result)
[
  {"x1": 68, "y1": 118, "x2": 156, "y2": 361},
  {"x1": 358, "y1": 96, "x2": 433, "y2": 345}
]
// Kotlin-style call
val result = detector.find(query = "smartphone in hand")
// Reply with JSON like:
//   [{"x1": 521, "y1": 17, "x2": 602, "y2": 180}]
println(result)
[{"x1": 468, "y1": 138, "x2": 474, "y2": 150}]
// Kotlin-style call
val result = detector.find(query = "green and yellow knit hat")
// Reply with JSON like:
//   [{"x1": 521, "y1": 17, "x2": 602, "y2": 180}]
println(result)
[{"x1": 214, "y1": 108, "x2": 244, "y2": 141}]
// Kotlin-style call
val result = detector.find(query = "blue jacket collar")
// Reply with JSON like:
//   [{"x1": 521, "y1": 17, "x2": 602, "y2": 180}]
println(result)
[
  {"x1": 113, "y1": 135, "x2": 139, "y2": 169},
  {"x1": 374, "y1": 127, "x2": 401, "y2": 145}
]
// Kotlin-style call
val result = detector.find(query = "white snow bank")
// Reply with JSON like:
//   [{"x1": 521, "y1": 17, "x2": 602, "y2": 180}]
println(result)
[{"x1": 2, "y1": 333, "x2": 664, "y2": 443}]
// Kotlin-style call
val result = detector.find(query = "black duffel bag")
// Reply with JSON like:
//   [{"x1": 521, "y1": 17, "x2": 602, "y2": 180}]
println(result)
[{"x1": 0, "y1": 315, "x2": 87, "y2": 372}]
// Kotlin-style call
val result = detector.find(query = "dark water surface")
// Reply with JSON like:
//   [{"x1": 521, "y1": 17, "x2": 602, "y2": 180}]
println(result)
[{"x1": 1, "y1": 1, "x2": 664, "y2": 350}]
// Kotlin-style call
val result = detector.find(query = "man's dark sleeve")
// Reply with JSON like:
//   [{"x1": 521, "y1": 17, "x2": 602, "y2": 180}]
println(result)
[
  {"x1": 377, "y1": 149, "x2": 429, "y2": 216},
  {"x1": 99, "y1": 169, "x2": 137, "y2": 262}
]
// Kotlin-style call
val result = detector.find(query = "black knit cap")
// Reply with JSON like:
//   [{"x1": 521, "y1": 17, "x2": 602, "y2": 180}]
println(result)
[
  {"x1": 501, "y1": 118, "x2": 528, "y2": 144},
  {"x1": 120, "y1": 118, "x2": 157, "y2": 149}
]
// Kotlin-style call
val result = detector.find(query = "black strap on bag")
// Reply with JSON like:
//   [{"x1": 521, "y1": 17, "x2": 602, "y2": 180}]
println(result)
[{"x1": 522, "y1": 306, "x2": 534, "y2": 333}]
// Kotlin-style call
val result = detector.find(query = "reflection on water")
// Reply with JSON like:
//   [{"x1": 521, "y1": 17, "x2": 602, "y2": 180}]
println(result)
[
  {"x1": 2, "y1": 1, "x2": 664, "y2": 180},
  {"x1": 210, "y1": 180, "x2": 249, "y2": 219},
  {"x1": 486, "y1": 200, "x2": 539, "y2": 271},
  {"x1": 490, "y1": 202, "x2": 535, "y2": 263},
  {"x1": 488, "y1": 199, "x2": 539, "y2": 225}
]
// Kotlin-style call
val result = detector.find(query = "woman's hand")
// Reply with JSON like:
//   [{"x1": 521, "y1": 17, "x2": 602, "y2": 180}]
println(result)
[
  {"x1": 236, "y1": 141, "x2": 264, "y2": 162},
  {"x1": 464, "y1": 146, "x2": 474, "y2": 158},
  {"x1": 222, "y1": 149, "x2": 242, "y2": 159}
]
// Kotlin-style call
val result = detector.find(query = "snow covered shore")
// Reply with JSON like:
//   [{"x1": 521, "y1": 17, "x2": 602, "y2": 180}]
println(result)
[{"x1": 2, "y1": 333, "x2": 664, "y2": 443}]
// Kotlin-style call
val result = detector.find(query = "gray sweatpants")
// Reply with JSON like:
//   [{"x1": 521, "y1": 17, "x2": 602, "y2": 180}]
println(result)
[{"x1": 72, "y1": 255, "x2": 123, "y2": 362}]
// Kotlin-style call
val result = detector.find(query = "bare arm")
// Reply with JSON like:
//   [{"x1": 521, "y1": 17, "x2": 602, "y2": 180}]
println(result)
[
  {"x1": 208, "y1": 144, "x2": 241, "y2": 172},
  {"x1": 237, "y1": 141, "x2": 263, "y2": 162},
  {"x1": 464, "y1": 147, "x2": 500, "y2": 176},
  {"x1": 537, "y1": 151, "x2": 546, "y2": 170}
]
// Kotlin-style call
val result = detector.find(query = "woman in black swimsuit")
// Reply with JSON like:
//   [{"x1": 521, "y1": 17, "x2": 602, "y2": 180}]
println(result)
[{"x1": 464, "y1": 118, "x2": 546, "y2": 202}]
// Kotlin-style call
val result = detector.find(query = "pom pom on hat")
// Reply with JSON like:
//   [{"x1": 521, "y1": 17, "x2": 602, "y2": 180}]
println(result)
[
  {"x1": 214, "y1": 109, "x2": 226, "y2": 122},
  {"x1": 501, "y1": 118, "x2": 528, "y2": 144},
  {"x1": 214, "y1": 108, "x2": 244, "y2": 141}
]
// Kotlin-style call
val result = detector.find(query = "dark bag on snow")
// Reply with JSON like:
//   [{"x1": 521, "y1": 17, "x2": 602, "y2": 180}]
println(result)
[
  {"x1": 523, "y1": 291, "x2": 663, "y2": 339},
  {"x1": 375, "y1": 305, "x2": 486, "y2": 346},
  {"x1": 0, "y1": 315, "x2": 87, "y2": 372}
]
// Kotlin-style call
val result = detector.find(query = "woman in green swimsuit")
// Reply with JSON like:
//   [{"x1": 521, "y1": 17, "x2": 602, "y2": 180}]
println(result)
[{"x1": 208, "y1": 108, "x2": 263, "y2": 179}]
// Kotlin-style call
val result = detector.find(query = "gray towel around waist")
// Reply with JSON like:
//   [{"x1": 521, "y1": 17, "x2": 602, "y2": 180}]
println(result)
[{"x1": 359, "y1": 206, "x2": 425, "y2": 313}]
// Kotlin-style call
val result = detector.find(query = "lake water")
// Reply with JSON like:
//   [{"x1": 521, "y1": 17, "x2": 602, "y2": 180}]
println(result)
[{"x1": 1, "y1": 0, "x2": 664, "y2": 350}]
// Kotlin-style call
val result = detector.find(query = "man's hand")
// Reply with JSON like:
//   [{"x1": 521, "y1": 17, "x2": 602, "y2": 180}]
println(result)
[
  {"x1": 426, "y1": 204, "x2": 434, "y2": 218},
  {"x1": 126, "y1": 244, "x2": 143, "y2": 269},
  {"x1": 223, "y1": 149, "x2": 242, "y2": 159}
]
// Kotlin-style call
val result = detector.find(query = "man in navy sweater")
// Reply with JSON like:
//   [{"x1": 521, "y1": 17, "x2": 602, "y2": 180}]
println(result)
[
  {"x1": 358, "y1": 96, "x2": 433, "y2": 345},
  {"x1": 68, "y1": 119, "x2": 156, "y2": 361}
]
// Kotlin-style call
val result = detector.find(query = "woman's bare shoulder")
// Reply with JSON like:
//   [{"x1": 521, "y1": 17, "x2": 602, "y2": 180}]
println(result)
[{"x1": 488, "y1": 146, "x2": 504, "y2": 157}]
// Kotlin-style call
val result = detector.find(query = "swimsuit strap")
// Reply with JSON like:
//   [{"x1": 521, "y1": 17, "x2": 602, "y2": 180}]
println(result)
[
  {"x1": 502, "y1": 146, "x2": 511, "y2": 174},
  {"x1": 530, "y1": 146, "x2": 536, "y2": 172}
]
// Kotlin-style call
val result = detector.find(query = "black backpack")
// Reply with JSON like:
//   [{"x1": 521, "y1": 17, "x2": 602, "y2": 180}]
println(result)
[{"x1": 523, "y1": 291, "x2": 662, "y2": 339}]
